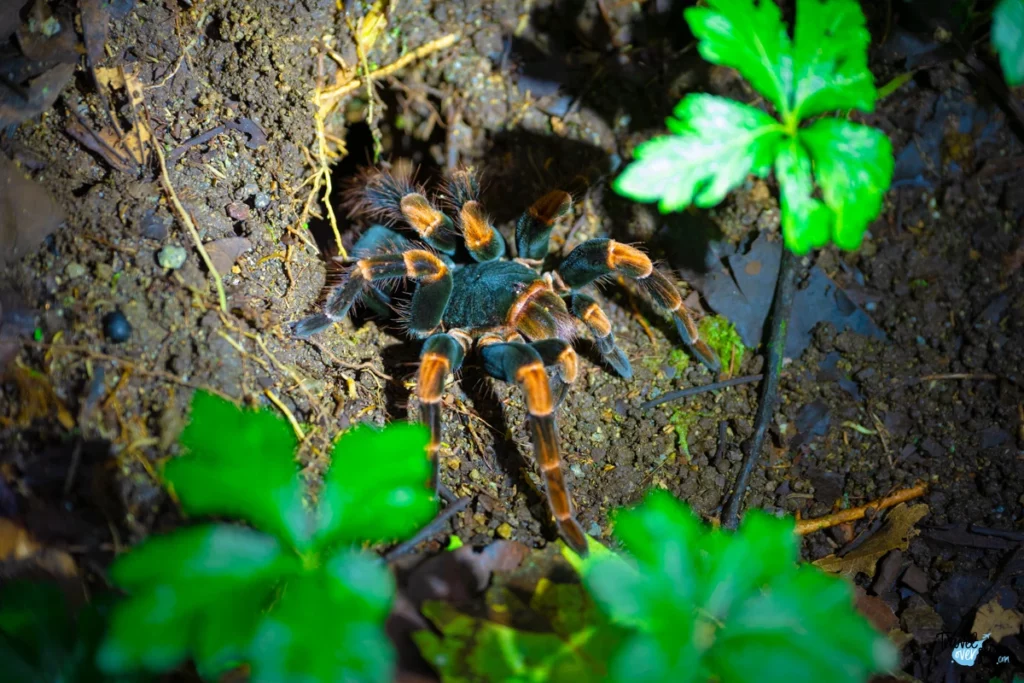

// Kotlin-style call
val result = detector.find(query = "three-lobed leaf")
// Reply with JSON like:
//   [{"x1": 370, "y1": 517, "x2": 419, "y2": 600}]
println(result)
[
  {"x1": 799, "y1": 119, "x2": 893, "y2": 251},
  {"x1": 993, "y1": 0, "x2": 1024, "y2": 86},
  {"x1": 415, "y1": 599, "x2": 618, "y2": 683},
  {"x1": 791, "y1": 0, "x2": 875, "y2": 119},
  {"x1": 101, "y1": 393, "x2": 440, "y2": 682},
  {"x1": 247, "y1": 550, "x2": 394, "y2": 683},
  {"x1": 619, "y1": 0, "x2": 893, "y2": 255},
  {"x1": 613, "y1": 95, "x2": 783, "y2": 213},
  {"x1": 98, "y1": 525, "x2": 297, "y2": 675},
  {"x1": 579, "y1": 491, "x2": 896, "y2": 683},
  {"x1": 685, "y1": 0, "x2": 794, "y2": 118},
  {"x1": 168, "y1": 391, "x2": 307, "y2": 546},
  {"x1": 775, "y1": 138, "x2": 831, "y2": 254},
  {"x1": 316, "y1": 422, "x2": 437, "y2": 547}
]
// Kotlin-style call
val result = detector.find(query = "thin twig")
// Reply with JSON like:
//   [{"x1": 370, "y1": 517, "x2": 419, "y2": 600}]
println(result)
[
  {"x1": 383, "y1": 496, "x2": 470, "y2": 562},
  {"x1": 264, "y1": 389, "x2": 306, "y2": 441},
  {"x1": 318, "y1": 33, "x2": 460, "y2": 113},
  {"x1": 146, "y1": 119, "x2": 228, "y2": 311},
  {"x1": 713, "y1": 420, "x2": 728, "y2": 464},
  {"x1": 27, "y1": 342, "x2": 236, "y2": 401},
  {"x1": 641, "y1": 374, "x2": 763, "y2": 410},
  {"x1": 916, "y1": 373, "x2": 1000, "y2": 383},
  {"x1": 794, "y1": 483, "x2": 928, "y2": 535},
  {"x1": 723, "y1": 248, "x2": 799, "y2": 529}
]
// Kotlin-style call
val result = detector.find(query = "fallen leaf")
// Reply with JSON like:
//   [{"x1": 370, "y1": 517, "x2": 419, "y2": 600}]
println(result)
[
  {"x1": 205, "y1": 237, "x2": 253, "y2": 276},
  {"x1": 813, "y1": 503, "x2": 929, "y2": 578},
  {"x1": 0, "y1": 0, "x2": 31, "y2": 43},
  {"x1": 972, "y1": 598, "x2": 1023, "y2": 643},
  {"x1": 94, "y1": 66, "x2": 125, "y2": 90},
  {"x1": 0, "y1": 518, "x2": 76, "y2": 578},
  {"x1": 5, "y1": 364, "x2": 75, "y2": 430},
  {"x1": 80, "y1": 0, "x2": 112, "y2": 73},
  {"x1": 900, "y1": 594, "x2": 944, "y2": 645},
  {"x1": 854, "y1": 586, "x2": 899, "y2": 633},
  {"x1": 0, "y1": 62, "x2": 76, "y2": 129},
  {"x1": 0, "y1": 155, "x2": 64, "y2": 265},
  {"x1": 0, "y1": 517, "x2": 39, "y2": 560}
]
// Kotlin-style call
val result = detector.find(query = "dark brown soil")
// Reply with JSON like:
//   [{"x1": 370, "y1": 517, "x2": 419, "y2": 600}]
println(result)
[{"x1": 2, "y1": 1, "x2": 1024, "y2": 681}]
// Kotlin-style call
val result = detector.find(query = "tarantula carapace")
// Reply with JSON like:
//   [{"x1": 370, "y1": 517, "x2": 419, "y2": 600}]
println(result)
[{"x1": 291, "y1": 164, "x2": 720, "y2": 553}]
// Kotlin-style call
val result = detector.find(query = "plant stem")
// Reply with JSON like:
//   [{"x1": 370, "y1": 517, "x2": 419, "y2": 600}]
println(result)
[
  {"x1": 383, "y1": 496, "x2": 469, "y2": 562},
  {"x1": 640, "y1": 374, "x2": 764, "y2": 410},
  {"x1": 722, "y1": 247, "x2": 799, "y2": 530}
]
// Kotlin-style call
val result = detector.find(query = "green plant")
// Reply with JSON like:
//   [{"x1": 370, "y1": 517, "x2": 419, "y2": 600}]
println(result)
[
  {"x1": 668, "y1": 409, "x2": 705, "y2": 460},
  {"x1": 576, "y1": 491, "x2": 897, "y2": 683},
  {"x1": 0, "y1": 581, "x2": 145, "y2": 682},
  {"x1": 414, "y1": 586, "x2": 624, "y2": 682},
  {"x1": 698, "y1": 315, "x2": 745, "y2": 371},
  {"x1": 993, "y1": 0, "x2": 1024, "y2": 85},
  {"x1": 97, "y1": 392, "x2": 438, "y2": 682},
  {"x1": 614, "y1": 0, "x2": 893, "y2": 254}
]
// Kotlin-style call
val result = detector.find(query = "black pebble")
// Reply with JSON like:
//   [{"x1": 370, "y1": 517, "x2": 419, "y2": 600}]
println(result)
[{"x1": 102, "y1": 310, "x2": 131, "y2": 343}]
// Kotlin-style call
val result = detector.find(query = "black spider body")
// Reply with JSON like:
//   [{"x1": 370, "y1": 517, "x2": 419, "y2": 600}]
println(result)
[
  {"x1": 445, "y1": 261, "x2": 546, "y2": 333},
  {"x1": 292, "y1": 166, "x2": 720, "y2": 554}
]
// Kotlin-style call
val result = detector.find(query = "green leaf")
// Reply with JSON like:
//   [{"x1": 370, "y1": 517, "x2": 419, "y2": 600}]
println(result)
[
  {"x1": 98, "y1": 393, "x2": 415, "y2": 682},
  {"x1": 414, "y1": 601, "x2": 611, "y2": 683},
  {"x1": 613, "y1": 95, "x2": 783, "y2": 213},
  {"x1": 247, "y1": 550, "x2": 395, "y2": 683},
  {"x1": 315, "y1": 422, "x2": 437, "y2": 547},
  {"x1": 684, "y1": 0, "x2": 794, "y2": 117},
  {"x1": 792, "y1": 0, "x2": 876, "y2": 119},
  {"x1": 711, "y1": 567, "x2": 897, "y2": 682},
  {"x1": 168, "y1": 392, "x2": 307, "y2": 545},
  {"x1": 99, "y1": 525, "x2": 297, "y2": 675},
  {"x1": 0, "y1": 581, "x2": 74, "y2": 681},
  {"x1": 775, "y1": 138, "x2": 831, "y2": 254},
  {"x1": 799, "y1": 119, "x2": 894, "y2": 251},
  {"x1": 0, "y1": 582, "x2": 148, "y2": 683},
  {"x1": 581, "y1": 491, "x2": 895, "y2": 683},
  {"x1": 685, "y1": 0, "x2": 877, "y2": 121},
  {"x1": 994, "y1": 0, "x2": 1024, "y2": 85},
  {"x1": 585, "y1": 491, "x2": 701, "y2": 635}
]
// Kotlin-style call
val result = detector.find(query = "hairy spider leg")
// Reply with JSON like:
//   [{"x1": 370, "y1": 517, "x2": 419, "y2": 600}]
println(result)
[
  {"x1": 443, "y1": 168, "x2": 505, "y2": 263},
  {"x1": 567, "y1": 292, "x2": 633, "y2": 379},
  {"x1": 291, "y1": 248, "x2": 453, "y2": 339},
  {"x1": 479, "y1": 333, "x2": 576, "y2": 406},
  {"x1": 525, "y1": 338, "x2": 578, "y2": 407},
  {"x1": 507, "y1": 280, "x2": 577, "y2": 342},
  {"x1": 515, "y1": 190, "x2": 573, "y2": 262},
  {"x1": 479, "y1": 341, "x2": 588, "y2": 555},
  {"x1": 417, "y1": 332, "x2": 467, "y2": 488},
  {"x1": 347, "y1": 165, "x2": 458, "y2": 255},
  {"x1": 557, "y1": 238, "x2": 721, "y2": 372},
  {"x1": 350, "y1": 225, "x2": 413, "y2": 317}
]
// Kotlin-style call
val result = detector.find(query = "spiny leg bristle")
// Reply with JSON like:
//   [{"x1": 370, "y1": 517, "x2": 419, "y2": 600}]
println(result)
[{"x1": 341, "y1": 162, "x2": 421, "y2": 223}]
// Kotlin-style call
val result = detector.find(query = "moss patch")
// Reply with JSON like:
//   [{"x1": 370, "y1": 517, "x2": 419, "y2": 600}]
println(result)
[
  {"x1": 698, "y1": 315, "x2": 746, "y2": 373},
  {"x1": 668, "y1": 410, "x2": 704, "y2": 461}
]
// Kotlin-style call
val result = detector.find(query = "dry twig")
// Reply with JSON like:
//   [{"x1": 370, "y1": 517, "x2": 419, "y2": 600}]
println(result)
[{"x1": 795, "y1": 483, "x2": 929, "y2": 535}]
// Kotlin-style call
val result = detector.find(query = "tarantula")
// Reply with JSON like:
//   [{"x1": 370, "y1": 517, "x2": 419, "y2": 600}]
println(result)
[{"x1": 291, "y1": 164, "x2": 720, "y2": 553}]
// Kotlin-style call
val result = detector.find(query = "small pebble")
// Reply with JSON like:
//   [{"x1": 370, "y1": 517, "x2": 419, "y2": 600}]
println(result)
[
  {"x1": 102, "y1": 310, "x2": 131, "y2": 343},
  {"x1": 237, "y1": 182, "x2": 259, "y2": 199},
  {"x1": 254, "y1": 192, "x2": 271, "y2": 209},
  {"x1": 140, "y1": 209, "x2": 171, "y2": 240},
  {"x1": 496, "y1": 522, "x2": 513, "y2": 540},
  {"x1": 226, "y1": 201, "x2": 250, "y2": 221},
  {"x1": 64, "y1": 262, "x2": 86, "y2": 279},
  {"x1": 157, "y1": 245, "x2": 188, "y2": 269}
]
